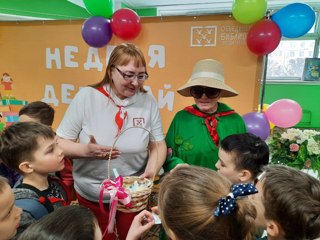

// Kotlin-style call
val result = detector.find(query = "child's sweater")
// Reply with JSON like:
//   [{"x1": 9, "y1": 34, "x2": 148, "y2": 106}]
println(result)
[{"x1": 13, "y1": 177, "x2": 68, "y2": 239}]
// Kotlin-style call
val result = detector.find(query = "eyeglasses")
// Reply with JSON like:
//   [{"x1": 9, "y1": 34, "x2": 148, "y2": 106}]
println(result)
[
  {"x1": 190, "y1": 86, "x2": 220, "y2": 99},
  {"x1": 115, "y1": 67, "x2": 149, "y2": 81}
]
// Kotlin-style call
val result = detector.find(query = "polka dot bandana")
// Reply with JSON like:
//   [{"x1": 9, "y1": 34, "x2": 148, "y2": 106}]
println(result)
[{"x1": 214, "y1": 183, "x2": 258, "y2": 217}]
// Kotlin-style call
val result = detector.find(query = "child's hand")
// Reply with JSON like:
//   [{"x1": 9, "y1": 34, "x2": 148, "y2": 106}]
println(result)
[
  {"x1": 126, "y1": 210, "x2": 155, "y2": 240},
  {"x1": 151, "y1": 206, "x2": 159, "y2": 214}
]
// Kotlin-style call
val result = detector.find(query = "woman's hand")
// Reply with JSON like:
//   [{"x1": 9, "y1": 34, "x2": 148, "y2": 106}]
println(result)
[
  {"x1": 139, "y1": 171, "x2": 154, "y2": 179},
  {"x1": 126, "y1": 210, "x2": 155, "y2": 240},
  {"x1": 57, "y1": 136, "x2": 121, "y2": 159},
  {"x1": 86, "y1": 135, "x2": 120, "y2": 159}
]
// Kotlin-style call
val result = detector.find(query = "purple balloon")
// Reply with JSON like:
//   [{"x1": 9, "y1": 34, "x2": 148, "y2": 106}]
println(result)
[
  {"x1": 243, "y1": 112, "x2": 270, "y2": 140},
  {"x1": 81, "y1": 17, "x2": 112, "y2": 48}
]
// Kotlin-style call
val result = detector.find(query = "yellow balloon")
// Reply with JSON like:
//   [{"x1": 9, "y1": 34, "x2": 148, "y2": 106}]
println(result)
[
  {"x1": 257, "y1": 103, "x2": 269, "y2": 113},
  {"x1": 258, "y1": 104, "x2": 274, "y2": 130},
  {"x1": 269, "y1": 121, "x2": 275, "y2": 130}
]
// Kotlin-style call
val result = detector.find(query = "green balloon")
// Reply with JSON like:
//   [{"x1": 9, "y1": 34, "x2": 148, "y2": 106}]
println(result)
[
  {"x1": 232, "y1": 0, "x2": 267, "y2": 24},
  {"x1": 83, "y1": 0, "x2": 114, "y2": 18}
]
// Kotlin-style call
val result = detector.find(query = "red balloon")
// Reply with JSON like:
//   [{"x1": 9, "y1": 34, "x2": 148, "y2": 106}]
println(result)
[
  {"x1": 111, "y1": 8, "x2": 141, "y2": 40},
  {"x1": 247, "y1": 19, "x2": 281, "y2": 56}
]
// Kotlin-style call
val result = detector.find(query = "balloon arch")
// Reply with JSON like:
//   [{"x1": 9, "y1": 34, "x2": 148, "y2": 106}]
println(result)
[{"x1": 80, "y1": 0, "x2": 314, "y2": 140}]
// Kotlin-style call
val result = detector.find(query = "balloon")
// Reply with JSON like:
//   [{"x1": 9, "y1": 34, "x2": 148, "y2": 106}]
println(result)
[
  {"x1": 111, "y1": 8, "x2": 141, "y2": 40},
  {"x1": 243, "y1": 112, "x2": 270, "y2": 140},
  {"x1": 81, "y1": 17, "x2": 112, "y2": 48},
  {"x1": 247, "y1": 19, "x2": 281, "y2": 56},
  {"x1": 258, "y1": 104, "x2": 275, "y2": 130},
  {"x1": 232, "y1": 0, "x2": 267, "y2": 24},
  {"x1": 265, "y1": 99, "x2": 303, "y2": 128},
  {"x1": 83, "y1": 0, "x2": 113, "y2": 18},
  {"x1": 258, "y1": 103, "x2": 270, "y2": 113},
  {"x1": 271, "y1": 3, "x2": 315, "y2": 38}
]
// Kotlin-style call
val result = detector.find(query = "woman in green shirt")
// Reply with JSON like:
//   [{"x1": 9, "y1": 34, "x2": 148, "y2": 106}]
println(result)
[{"x1": 164, "y1": 59, "x2": 247, "y2": 172}]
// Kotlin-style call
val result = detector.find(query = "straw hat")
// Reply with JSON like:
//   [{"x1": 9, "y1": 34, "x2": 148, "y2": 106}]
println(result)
[{"x1": 177, "y1": 59, "x2": 238, "y2": 98}]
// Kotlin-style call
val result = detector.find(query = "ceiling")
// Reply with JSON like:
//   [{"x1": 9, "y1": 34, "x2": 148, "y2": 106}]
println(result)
[
  {"x1": 0, "y1": 0, "x2": 320, "y2": 21},
  {"x1": 123, "y1": 0, "x2": 320, "y2": 16}
]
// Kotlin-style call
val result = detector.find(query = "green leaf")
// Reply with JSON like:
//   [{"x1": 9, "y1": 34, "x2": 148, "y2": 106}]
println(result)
[
  {"x1": 182, "y1": 142, "x2": 193, "y2": 151},
  {"x1": 175, "y1": 136, "x2": 183, "y2": 145}
]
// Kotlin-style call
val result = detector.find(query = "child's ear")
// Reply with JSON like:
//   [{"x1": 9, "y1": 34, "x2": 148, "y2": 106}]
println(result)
[
  {"x1": 266, "y1": 219, "x2": 282, "y2": 238},
  {"x1": 239, "y1": 170, "x2": 252, "y2": 183},
  {"x1": 19, "y1": 161, "x2": 34, "y2": 174}
]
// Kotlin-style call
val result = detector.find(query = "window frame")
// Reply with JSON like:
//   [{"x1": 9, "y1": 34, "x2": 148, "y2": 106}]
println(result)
[{"x1": 266, "y1": 9, "x2": 320, "y2": 83}]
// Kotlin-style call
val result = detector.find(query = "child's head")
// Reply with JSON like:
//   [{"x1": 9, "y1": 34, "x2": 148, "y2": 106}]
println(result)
[
  {"x1": 0, "y1": 177, "x2": 22, "y2": 240},
  {"x1": 216, "y1": 133, "x2": 269, "y2": 183},
  {"x1": 19, "y1": 101, "x2": 55, "y2": 126},
  {"x1": 0, "y1": 122, "x2": 64, "y2": 175},
  {"x1": 253, "y1": 165, "x2": 320, "y2": 240},
  {"x1": 158, "y1": 165, "x2": 257, "y2": 240},
  {"x1": 17, "y1": 205, "x2": 101, "y2": 240}
]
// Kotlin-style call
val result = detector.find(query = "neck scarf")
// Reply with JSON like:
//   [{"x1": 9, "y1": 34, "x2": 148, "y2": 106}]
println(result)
[
  {"x1": 97, "y1": 86, "x2": 128, "y2": 136},
  {"x1": 184, "y1": 105, "x2": 235, "y2": 146}
]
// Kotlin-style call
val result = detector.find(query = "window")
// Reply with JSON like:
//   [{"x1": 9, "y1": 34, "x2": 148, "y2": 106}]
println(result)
[{"x1": 266, "y1": 11, "x2": 320, "y2": 81}]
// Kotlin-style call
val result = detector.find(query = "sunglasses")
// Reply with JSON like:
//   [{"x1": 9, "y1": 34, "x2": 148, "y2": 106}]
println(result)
[{"x1": 190, "y1": 86, "x2": 221, "y2": 99}]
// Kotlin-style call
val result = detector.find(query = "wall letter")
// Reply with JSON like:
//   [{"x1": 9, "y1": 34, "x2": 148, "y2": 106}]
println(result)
[
  {"x1": 65, "y1": 46, "x2": 79, "y2": 68},
  {"x1": 158, "y1": 84, "x2": 174, "y2": 111},
  {"x1": 148, "y1": 45, "x2": 165, "y2": 68},
  {"x1": 84, "y1": 47, "x2": 103, "y2": 71},
  {"x1": 42, "y1": 85, "x2": 59, "y2": 106},
  {"x1": 46, "y1": 48, "x2": 61, "y2": 69},
  {"x1": 61, "y1": 84, "x2": 75, "y2": 104},
  {"x1": 106, "y1": 45, "x2": 116, "y2": 66}
]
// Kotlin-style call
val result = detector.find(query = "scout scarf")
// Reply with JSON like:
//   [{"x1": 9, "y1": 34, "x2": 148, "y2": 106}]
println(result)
[
  {"x1": 97, "y1": 86, "x2": 128, "y2": 136},
  {"x1": 184, "y1": 105, "x2": 235, "y2": 146}
]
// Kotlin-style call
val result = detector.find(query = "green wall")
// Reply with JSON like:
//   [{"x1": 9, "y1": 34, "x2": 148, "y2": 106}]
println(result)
[
  {"x1": 263, "y1": 83, "x2": 320, "y2": 129},
  {"x1": 0, "y1": 0, "x2": 91, "y2": 19},
  {"x1": 0, "y1": 1, "x2": 155, "y2": 19}
]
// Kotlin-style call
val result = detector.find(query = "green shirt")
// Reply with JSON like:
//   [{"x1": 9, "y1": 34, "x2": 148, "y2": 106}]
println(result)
[{"x1": 164, "y1": 103, "x2": 247, "y2": 172}]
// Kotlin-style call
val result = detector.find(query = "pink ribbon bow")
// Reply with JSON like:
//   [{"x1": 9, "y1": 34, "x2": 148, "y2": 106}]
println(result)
[{"x1": 99, "y1": 176, "x2": 132, "y2": 235}]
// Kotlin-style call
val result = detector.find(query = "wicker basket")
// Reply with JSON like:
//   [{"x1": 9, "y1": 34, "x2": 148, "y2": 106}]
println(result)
[
  {"x1": 117, "y1": 176, "x2": 152, "y2": 213},
  {"x1": 106, "y1": 127, "x2": 157, "y2": 213}
]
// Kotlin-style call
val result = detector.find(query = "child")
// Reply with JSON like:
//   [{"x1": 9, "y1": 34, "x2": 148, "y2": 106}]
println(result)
[
  {"x1": 18, "y1": 205, "x2": 154, "y2": 240},
  {"x1": 0, "y1": 122, "x2": 68, "y2": 239},
  {"x1": 158, "y1": 165, "x2": 257, "y2": 240},
  {"x1": 0, "y1": 177, "x2": 22, "y2": 240},
  {"x1": 215, "y1": 133, "x2": 269, "y2": 184},
  {"x1": 19, "y1": 101, "x2": 74, "y2": 200},
  {"x1": 0, "y1": 101, "x2": 56, "y2": 187},
  {"x1": 252, "y1": 165, "x2": 320, "y2": 240},
  {"x1": 19, "y1": 101, "x2": 55, "y2": 126}
]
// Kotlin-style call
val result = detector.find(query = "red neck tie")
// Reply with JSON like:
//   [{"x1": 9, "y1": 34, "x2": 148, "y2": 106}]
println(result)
[
  {"x1": 97, "y1": 86, "x2": 128, "y2": 136},
  {"x1": 184, "y1": 105, "x2": 235, "y2": 146}
]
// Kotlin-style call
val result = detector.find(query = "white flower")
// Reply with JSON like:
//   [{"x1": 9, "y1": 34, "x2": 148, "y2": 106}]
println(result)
[
  {"x1": 307, "y1": 138, "x2": 320, "y2": 155},
  {"x1": 281, "y1": 128, "x2": 302, "y2": 141},
  {"x1": 298, "y1": 129, "x2": 320, "y2": 144}
]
